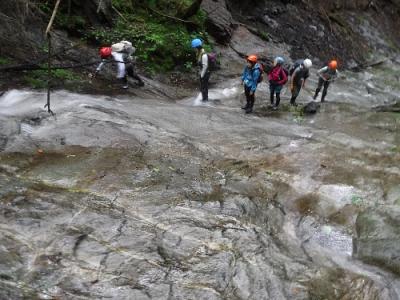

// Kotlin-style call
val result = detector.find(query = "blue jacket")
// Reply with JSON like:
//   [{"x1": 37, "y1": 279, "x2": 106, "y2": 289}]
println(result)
[{"x1": 241, "y1": 63, "x2": 261, "y2": 93}]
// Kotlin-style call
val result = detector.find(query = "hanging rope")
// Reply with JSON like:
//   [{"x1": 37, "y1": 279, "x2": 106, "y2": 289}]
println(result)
[{"x1": 44, "y1": 0, "x2": 61, "y2": 115}]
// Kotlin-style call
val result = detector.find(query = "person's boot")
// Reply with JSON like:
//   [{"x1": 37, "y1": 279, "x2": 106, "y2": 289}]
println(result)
[
  {"x1": 245, "y1": 99, "x2": 254, "y2": 113},
  {"x1": 313, "y1": 88, "x2": 320, "y2": 100},
  {"x1": 273, "y1": 94, "x2": 280, "y2": 110},
  {"x1": 321, "y1": 90, "x2": 327, "y2": 102},
  {"x1": 241, "y1": 102, "x2": 249, "y2": 110},
  {"x1": 270, "y1": 94, "x2": 275, "y2": 107},
  {"x1": 290, "y1": 97, "x2": 297, "y2": 106},
  {"x1": 121, "y1": 77, "x2": 128, "y2": 89}
]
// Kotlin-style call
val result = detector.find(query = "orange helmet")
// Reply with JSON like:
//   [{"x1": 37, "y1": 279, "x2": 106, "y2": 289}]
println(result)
[
  {"x1": 329, "y1": 60, "x2": 338, "y2": 70},
  {"x1": 247, "y1": 55, "x2": 258, "y2": 63},
  {"x1": 99, "y1": 47, "x2": 112, "y2": 59}
]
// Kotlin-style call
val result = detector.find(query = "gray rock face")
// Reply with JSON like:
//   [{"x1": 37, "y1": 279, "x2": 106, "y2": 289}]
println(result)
[
  {"x1": 201, "y1": 0, "x2": 234, "y2": 44},
  {"x1": 354, "y1": 206, "x2": 400, "y2": 276}
]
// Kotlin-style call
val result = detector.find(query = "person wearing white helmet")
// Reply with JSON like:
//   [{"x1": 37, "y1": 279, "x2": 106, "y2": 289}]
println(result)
[{"x1": 289, "y1": 58, "x2": 312, "y2": 106}]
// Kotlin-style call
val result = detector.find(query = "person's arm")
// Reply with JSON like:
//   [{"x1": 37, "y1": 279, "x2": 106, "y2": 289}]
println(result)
[
  {"x1": 317, "y1": 66, "x2": 328, "y2": 81},
  {"x1": 200, "y1": 53, "x2": 208, "y2": 78},
  {"x1": 250, "y1": 68, "x2": 260, "y2": 94},
  {"x1": 95, "y1": 60, "x2": 106, "y2": 73},
  {"x1": 277, "y1": 67, "x2": 287, "y2": 85}
]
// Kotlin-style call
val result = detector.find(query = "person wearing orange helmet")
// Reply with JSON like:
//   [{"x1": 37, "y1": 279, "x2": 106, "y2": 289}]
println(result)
[
  {"x1": 313, "y1": 60, "x2": 339, "y2": 102},
  {"x1": 241, "y1": 55, "x2": 262, "y2": 114}
]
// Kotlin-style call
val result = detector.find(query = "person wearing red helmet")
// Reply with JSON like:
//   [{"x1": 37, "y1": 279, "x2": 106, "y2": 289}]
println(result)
[
  {"x1": 241, "y1": 55, "x2": 262, "y2": 114},
  {"x1": 313, "y1": 60, "x2": 339, "y2": 102},
  {"x1": 95, "y1": 41, "x2": 144, "y2": 89}
]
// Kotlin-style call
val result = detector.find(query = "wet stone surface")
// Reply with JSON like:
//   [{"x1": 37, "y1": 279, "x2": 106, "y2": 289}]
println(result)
[{"x1": 0, "y1": 60, "x2": 400, "y2": 299}]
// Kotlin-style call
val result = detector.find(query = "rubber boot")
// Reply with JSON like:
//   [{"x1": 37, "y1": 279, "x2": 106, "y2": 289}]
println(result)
[
  {"x1": 313, "y1": 88, "x2": 320, "y2": 100},
  {"x1": 321, "y1": 89, "x2": 327, "y2": 102},
  {"x1": 121, "y1": 77, "x2": 128, "y2": 89},
  {"x1": 290, "y1": 96, "x2": 297, "y2": 106},
  {"x1": 270, "y1": 92, "x2": 275, "y2": 106},
  {"x1": 273, "y1": 93, "x2": 280, "y2": 110},
  {"x1": 245, "y1": 99, "x2": 255, "y2": 114}
]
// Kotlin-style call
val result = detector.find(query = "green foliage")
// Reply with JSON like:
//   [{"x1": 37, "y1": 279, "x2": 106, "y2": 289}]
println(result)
[
  {"x1": 0, "y1": 57, "x2": 11, "y2": 65},
  {"x1": 24, "y1": 68, "x2": 81, "y2": 89},
  {"x1": 85, "y1": 0, "x2": 210, "y2": 73}
]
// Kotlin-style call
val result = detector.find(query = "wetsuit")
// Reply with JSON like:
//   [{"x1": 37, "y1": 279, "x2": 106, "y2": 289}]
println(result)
[
  {"x1": 314, "y1": 66, "x2": 338, "y2": 102},
  {"x1": 290, "y1": 62, "x2": 310, "y2": 105}
]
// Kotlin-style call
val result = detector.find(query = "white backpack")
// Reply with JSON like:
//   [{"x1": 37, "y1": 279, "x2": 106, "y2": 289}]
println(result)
[{"x1": 111, "y1": 41, "x2": 135, "y2": 55}]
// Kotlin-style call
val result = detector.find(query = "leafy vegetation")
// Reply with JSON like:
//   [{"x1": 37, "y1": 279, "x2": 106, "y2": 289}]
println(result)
[
  {"x1": 24, "y1": 68, "x2": 81, "y2": 89},
  {"x1": 38, "y1": 0, "x2": 210, "y2": 73}
]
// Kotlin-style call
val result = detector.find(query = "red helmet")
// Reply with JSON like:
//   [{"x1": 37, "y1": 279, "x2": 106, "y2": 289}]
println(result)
[
  {"x1": 247, "y1": 55, "x2": 258, "y2": 63},
  {"x1": 329, "y1": 60, "x2": 338, "y2": 70},
  {"x1": 99, "y1": 47, "x2": 112, "y2": 59}
]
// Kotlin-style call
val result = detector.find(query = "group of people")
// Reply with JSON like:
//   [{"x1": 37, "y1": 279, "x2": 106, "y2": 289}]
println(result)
[
  {"x1": 190, "y1": 38, "x2": 339, "y2": 114},
  {"x1": 95, "y1": 39, "x2": 339, "y2": 115},
  {"x1": 240, "y1": 54, "x2": 339, "y2": 114}
]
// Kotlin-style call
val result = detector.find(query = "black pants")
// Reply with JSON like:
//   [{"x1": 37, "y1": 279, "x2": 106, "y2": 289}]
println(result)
[
  {"x1": 290, "y1": 79, "x2": 302, "y2": 105},
  {"x1": 244, "y1": 85, "x2": 255, "y2": 110},
  {"x1": 269, "y1": 82, "x2": 282, "y2": 106},
  {"x1": 314, "y1": 77, "x2": 330, "y2": 102},
  {"x1": 200, "y1": 72, "x2": 210, "y2": 101},
  {"x1": 125, "y1": 63, "x2": 144, "y2": 85}
]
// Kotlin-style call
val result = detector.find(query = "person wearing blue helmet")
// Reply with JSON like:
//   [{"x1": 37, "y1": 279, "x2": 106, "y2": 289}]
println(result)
[
  {"x1": 268, "y1": 56, "x2": 288, "y2": 110},
  {"x1": 191, "y1": 38, "x2": 210, "y2": 101}
]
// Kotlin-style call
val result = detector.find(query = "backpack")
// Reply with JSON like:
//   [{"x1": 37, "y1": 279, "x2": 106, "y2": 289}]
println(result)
[
  {"x1": 289, "y1": 59, "x2": 303, "y2": 76},
  {"x1": 207, "y1": 52, "x2": 219, "y2": 71},
  {"x1": 252, "y1": 64, "x2": 264, "y2": 84},
  {"x1": 112, "y1": 41, "x2": 135, "y2": 55}
]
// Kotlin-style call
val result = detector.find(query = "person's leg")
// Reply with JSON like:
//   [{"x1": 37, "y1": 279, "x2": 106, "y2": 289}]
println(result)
[
  {"x1": 121, "y1": 76, "x2": 128, "y2": 89},
  {"x1": 126, "y1": 64, "x2": 144, "y2": 86},
  {"x1": 275, "y1": 93, "x2": 281, "y2": 108},
  {"x1": 314, "y1": 77, "x2": 324, "y2": 99},
  {"x1": 246, "y1": 91, "x2": 255, "y2": 113},
  {"x1": 269, "y1": 83, "x2": 276, "y2": 105},
  {"x1": 274, "y1": 85, "x2": 283, "y2": 108},
  {"x1": 321, "y1": 81, "x2": 330, "y2": 102},
  {"x1": 244, "y1": 85, "x2": 251, "y2": 105},
  {"x1": 200, "y1": 72, "x2": 210, "y2": 101},
  {"x1": 290, "y1": 82, "x2": 301, "y2": 105},
  {"x1": 242, "y1": 87, "x2": 250, "y2": 109}
]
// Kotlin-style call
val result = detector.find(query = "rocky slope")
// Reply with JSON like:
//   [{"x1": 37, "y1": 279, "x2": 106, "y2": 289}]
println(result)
[{"x1": 0, "y1": 1, "x2": 400, "y2": 299}]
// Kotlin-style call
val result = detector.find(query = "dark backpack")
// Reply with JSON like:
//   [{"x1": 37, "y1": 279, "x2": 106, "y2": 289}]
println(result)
[
  {"x1": 207, "y1": 52, "x2": 219, "y2": 71},
  {"x1": 289, "y1": 59, "x2": 303, "y2": 76}
]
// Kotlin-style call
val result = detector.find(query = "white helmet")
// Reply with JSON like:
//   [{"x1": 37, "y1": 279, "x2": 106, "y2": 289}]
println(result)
[{"x1": 303, "y1": 58, "x2": 312, "y2": 69}]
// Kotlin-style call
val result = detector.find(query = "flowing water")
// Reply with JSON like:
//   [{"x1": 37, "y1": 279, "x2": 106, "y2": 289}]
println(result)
[{"x1": 0, "y1": 61, "x2": 399, "y2": 299}]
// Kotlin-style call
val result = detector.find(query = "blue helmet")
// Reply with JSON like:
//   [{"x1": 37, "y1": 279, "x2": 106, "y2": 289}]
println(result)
[
  {"x1": 191, "y1": 38, "x2": 203, "y2": 48},
  {"x1": 274, "y1": 56, "x2": 284, "y2": 65}
]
